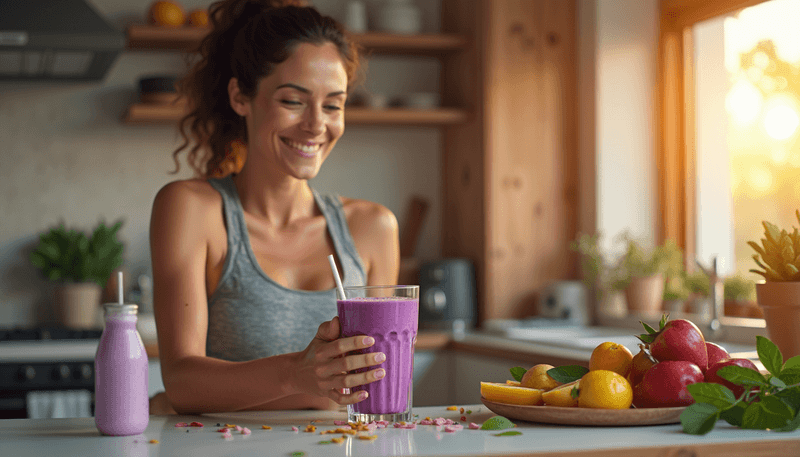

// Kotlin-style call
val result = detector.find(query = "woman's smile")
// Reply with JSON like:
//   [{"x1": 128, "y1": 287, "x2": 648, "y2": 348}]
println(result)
[{"x1": 282, "y1": 138, "x2": 323, "y2": 158}]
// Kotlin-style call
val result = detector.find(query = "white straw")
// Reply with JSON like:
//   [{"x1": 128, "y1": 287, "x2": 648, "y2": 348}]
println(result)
[
  {"x1": 117, "y1": 271, "x2": 124, "y2": 305},
  {"x1": 327, "y1": 254, "x2": 346, "y2": 300}
]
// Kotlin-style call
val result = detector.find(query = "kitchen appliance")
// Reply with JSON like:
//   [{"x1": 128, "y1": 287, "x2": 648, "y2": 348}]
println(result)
[
  {"x1": 0, "y1": 0, "x2": 125, "y2": 81},
  {"x1": 0, "y1": 327, "x2": 100, "y2": 419},
  {"x1": 418, "y1": 258, "x2": 476, "y2": 331},
  {"x1": 536, "y1": 280, "x2": 589, "y2": 326}
]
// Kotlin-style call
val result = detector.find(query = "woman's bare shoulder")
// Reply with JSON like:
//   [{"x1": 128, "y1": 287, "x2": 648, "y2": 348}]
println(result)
[
  {"x1": 339, "y1": 197, "x2": 398, "y2": 233},
  {"x1": 153, "y1": 179, "x2": 220, "y2": 212}
]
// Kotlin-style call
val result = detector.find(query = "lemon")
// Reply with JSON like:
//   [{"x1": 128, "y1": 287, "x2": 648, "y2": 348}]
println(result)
[
  {"x1": 577, "y1": 370, "x2": 633, "y2": 409},
  {"x1": 480, "y1": 382, "x2": 544, "y2": 406},
  {"x1": 541, "y1": 380, "x2": 580, "y2": 407}
]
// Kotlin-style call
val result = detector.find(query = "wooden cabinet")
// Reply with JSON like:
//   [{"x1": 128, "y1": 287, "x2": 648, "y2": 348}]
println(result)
[
  {"x1": 441, "y1": 0, "x2": 582, "y2": 324},
  {"x1": 122, "y1": 25, "x2": 469, "y2": 125}
]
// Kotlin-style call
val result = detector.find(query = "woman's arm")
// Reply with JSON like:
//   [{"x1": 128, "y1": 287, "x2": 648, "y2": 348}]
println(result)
[{"x1": 150, "y1": 181, "x2": 385, "y2": 414}]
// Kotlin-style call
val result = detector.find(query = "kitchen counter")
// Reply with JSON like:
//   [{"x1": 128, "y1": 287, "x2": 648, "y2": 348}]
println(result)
[{"x1": 2, "y1": 405, "x2": 798, "y2": 456}]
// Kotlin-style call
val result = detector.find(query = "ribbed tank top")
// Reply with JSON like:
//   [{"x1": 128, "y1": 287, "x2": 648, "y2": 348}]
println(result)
[{"x1": 205, "y1": 176, "x2": 367, "y2": 361}]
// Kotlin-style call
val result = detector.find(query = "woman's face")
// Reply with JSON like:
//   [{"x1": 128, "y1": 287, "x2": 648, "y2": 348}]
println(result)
[{"x1": 233, "y1": 42, "x2": 348, "y2": 181}]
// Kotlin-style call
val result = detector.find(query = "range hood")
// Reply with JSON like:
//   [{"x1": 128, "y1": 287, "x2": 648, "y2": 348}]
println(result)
[{"x1": 0, "y1": 0, "x2": 125, "y2": 82}]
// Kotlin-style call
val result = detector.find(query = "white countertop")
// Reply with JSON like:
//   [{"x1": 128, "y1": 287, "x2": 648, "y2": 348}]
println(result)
[{"x1": 2, "y1": 405, "x2": 798, "y2": 456}]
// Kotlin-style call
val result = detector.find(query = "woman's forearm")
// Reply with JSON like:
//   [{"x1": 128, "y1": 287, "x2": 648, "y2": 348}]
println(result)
[{"x1": 161, "y1": 352, "x2": 300, "y2": 414}]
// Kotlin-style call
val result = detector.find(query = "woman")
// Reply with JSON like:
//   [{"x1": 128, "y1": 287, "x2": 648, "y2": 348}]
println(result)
[{"x1": 149, "y1": 0, "x2": 400, "y2": 414}]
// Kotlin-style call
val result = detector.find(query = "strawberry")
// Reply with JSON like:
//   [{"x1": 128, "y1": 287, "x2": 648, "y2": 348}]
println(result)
[
  {"x1": 705, "y1": 342, "x2": 730, "y2": 370},
  {"x1": 637, "y1": 314, "x2": 708, "y2": 371}
]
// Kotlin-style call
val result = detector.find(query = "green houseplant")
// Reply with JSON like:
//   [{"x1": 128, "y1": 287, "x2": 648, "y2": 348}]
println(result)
[
  {"x1": 749, "y1": 209, "x2": 800, "y2": 358},
  {"x1": 572, "y1": 231, "x2": 684, "y2": 315},
  {"x1": 30, "y1": 220, "x2": 124, "y2": 328}
]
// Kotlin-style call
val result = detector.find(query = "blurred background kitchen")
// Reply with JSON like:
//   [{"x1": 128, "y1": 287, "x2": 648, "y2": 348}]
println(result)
[{"x1": 3, "y1": 0, "x2": 797, "y2": 419}]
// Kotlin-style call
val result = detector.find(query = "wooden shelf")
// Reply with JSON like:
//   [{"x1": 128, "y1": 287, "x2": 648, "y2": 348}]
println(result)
[
  {"x1": 126, "y1": 24, "x2": 468, "y2": 55},
  {"x1": 123, "y1": 103, "x2": 468, "y2": 126}
]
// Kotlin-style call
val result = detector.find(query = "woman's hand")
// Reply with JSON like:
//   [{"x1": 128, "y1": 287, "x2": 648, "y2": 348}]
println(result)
[{"x1": 290, "y1": 316, "x2": 386, "y2": 404}]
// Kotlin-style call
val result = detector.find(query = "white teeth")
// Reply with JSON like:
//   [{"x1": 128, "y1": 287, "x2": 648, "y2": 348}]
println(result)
[{"x1": 285, "y1": 140, "x2": 321, "y2": 154}]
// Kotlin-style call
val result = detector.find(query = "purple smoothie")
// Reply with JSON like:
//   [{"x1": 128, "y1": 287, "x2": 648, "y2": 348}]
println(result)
[
  {"x1": 337, "y1": 296, "x2": 419, "y2": 415},
  {"x1": 94, "y1": 305, "x2": 149, "y2": 436}
]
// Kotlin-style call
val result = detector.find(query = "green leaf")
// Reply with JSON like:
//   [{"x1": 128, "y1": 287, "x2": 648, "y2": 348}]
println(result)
[
  {"x1": 510, "y1": 367, "x2": 527, "y2": 382},
  {"x1": 640, "y1": 320, "x2": 658, "y2": 334},
  {"x1": 546, "y1": 365, "x2": 589, "y2": 384},
  {"x1": 784, "y1": 355, "x2": 800, "y2": 371},
  {"x1": 659, "y1": 313, "x2": 669, "y2": 329},
  {"x1": 742, "y1": 398, "x2": 793, "y2": 430},
  {"x1": 720, "y1": 402, "x2": 746, "y2": 427},
  {"x1": 773, "y1": 410, "x2": 800, "y2": 432},
  {"x1": 718, "y1": 365, "x2": 768, "y2": 388},
  {"x1": 680, "y1": 402, "x2": 721, "y2": 435},
  {"x1": 492, "y1": 431, "x2": 522, "y2": 436},
  {"x1": 775, "y1": 386, "x2": 800, "y2": 413},
  {"x1": 480, "y1": 416, "x2": 516, "y2": 431},
  {"x1": 686, "y1": 382, "x2": 736, "y2": 409},
  {"x1": 779, "y1": 367, "x2": 800, "y2": 386},
  {"x1": 637, "y1": 333, "x2": 655, "y2": 344},
  {"x1": 770, "y1": 376, "x2": 787, "y2": 389},
  {"x1": 757, "y1": 335, "x2": 784, "y2": 377}
]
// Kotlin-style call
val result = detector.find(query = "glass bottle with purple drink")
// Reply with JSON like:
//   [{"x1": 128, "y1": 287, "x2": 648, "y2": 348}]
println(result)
[{"x1": 94, "y1": 303, "x2": 149, "y2": 436}]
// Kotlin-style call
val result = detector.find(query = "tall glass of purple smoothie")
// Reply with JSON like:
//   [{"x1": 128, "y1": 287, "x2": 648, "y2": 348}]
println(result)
[{"x1": 338, "y1": 285, "x2": 419, "y2": 423}]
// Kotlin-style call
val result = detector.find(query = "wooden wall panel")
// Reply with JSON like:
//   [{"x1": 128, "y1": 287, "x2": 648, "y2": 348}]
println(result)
[{"x1": 442, "y1": 0, "x2": 580, "y2": 323}]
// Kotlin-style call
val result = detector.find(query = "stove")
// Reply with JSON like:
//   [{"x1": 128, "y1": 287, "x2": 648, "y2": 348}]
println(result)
[{"x1": 0, "y1": 327, "x2": 101, "y2": 419}]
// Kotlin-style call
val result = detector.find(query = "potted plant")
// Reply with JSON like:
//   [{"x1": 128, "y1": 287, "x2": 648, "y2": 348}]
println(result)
[
  {"x1": 572, "y1": 231, "x2": 684, "y2": 315},
  {"x1": 663, "y1": 272, "x2": 690, "y2": 314},
  {"x1": 723, "y1": 274, "x2": 759, "y2": 318},
  {"x1": 749, "y1": 209, "x2": 800, "y2": 358},
  {"x1": 30, "y1": 220, "x2": 124, "y2": 329}
]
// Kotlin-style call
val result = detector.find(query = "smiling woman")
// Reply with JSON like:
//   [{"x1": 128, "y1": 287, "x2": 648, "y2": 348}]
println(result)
[{"x1": 147, "y1": 0, "x2": 400, "y2": 415}]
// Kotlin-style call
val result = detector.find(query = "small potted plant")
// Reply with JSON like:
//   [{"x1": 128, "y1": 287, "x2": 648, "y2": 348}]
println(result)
[
  {"x1": 572, "y1": 231, "x2": 684, "y2": 316},
  {"x1": 663, "y1": 272, "x2": 690, "y2": 314},
  {"x1": 30, "y1": 220, "x2": 124, "y2": 329},
  {"x1": 723, "y1": 274, "x2": 759, "y2": 318},
  {"x1": 749, "y1": 209, "x2": 800, "y2": 358}
]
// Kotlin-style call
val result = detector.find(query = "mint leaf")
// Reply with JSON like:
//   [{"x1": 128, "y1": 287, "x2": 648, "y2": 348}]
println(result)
[
  {"x1": 784, "y1": 355, "x2": 800, "y2": 371},
  {"x1": 742, "y1": 397, "x2": 793, "y2": 430},
  {"x1": 546, "y1": 365, "x2": 589, "y2": 384},
  {"x1": 720, "y1": 402, "x2": 746, "y2": 427},
  {"x1": 770, "y1": 376, "x2": 787, "y2": 389},
  {"x1": 773, "y1": 410, "x2": 800, "y2": 432},
  {"x1": 492, "y1": 431, "x2": 522, "y2": 436},
  {"x1": 686, "y1": 383, "x2": 736, "y2": 409},
  {"x1": 510, "y1": 367, "x2": 527, "y2": 382},
  {"x1": 480, "y1": 416, "x2": 516, "y2": 430},
  {"x1": 778, "y1": 367, "x2": 800, "y2": 386},
  {"x1": 718, "y1": 365, "x2": 768, "y2": 388},
  {"x1": 757, "y1": 335, "x2": 784, "y2": 377},
  {"x1": 681, "y1": 402, "x2": 720, "y2": 435},
  {"x1": 775, "y1": 386, "x2": 800, "y2": 412}
]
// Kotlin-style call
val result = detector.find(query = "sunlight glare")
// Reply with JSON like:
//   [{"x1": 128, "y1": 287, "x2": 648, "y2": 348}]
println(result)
[
  {"x1": 746, "y1": 167, "x2": 774, "y2": 196},
  {"x1": 726, "y1": 79, "x2": 762, "y2": 125},
  {"x1": 763, "y1": 100, "x2": 799, "y2": 140}
]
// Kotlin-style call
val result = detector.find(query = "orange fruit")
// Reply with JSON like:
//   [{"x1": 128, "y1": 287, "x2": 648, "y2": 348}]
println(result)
[
  {"x1": 480, "y1": 382, "x2": 544, "y2": 406},
  {"x1": 628, "y1": 344, "x2": 657, "y2": 387},
  {"x1": 505, "y1": 380, "x2": 521, "y2": 387},
  {"x1": 577, "y1": 370, "x2": 633, "y2": 409},
  {"x1": 589, "y1": 341, "x2": 634, "y2": 378},
  {"x1": 149, "y1": 1, "x2": 185, "y2": 27},
  {"x1": 541, "y1": 380, "x2": 580, "y2": 407},
  {"x1": 187, "y1": 8, "x2": 209, "y2": 27},
  {"x1": 520, "y1": 364, "x2": 561, "y2": 391}
]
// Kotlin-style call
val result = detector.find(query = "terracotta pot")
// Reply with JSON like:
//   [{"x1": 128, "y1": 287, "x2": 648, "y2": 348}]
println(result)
[
  {"x1": 755, "y1": 282, "x2": 800, "y2": 359},
  {"x1": 55, "y1": 282, "x2": 103, "y2": 329},
  {"x1": 624, "y1": 274, "x2": 665, "y2": 313}
]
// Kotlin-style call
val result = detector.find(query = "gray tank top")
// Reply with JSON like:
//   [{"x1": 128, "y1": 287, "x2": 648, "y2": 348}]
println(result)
[{"x1": 205, "y1": 176, "x2": 367, "y2": 362}]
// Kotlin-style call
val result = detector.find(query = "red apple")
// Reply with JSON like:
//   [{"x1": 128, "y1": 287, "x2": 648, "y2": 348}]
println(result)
[
  {"x1": 646, "y1": 319, "x2": 708, "y2": 371},
  {"x1": 704, "y1": 358, "x2": 759, "y2": 398},
  {"x1": 633, "y1": 361, "x2": 704, "y2": 408},
  {"x1": 705, "y1": 342, "x2": 730, "y2": 371}
]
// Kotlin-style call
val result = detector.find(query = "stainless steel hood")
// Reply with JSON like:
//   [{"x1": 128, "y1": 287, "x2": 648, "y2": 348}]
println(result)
[{"x1": 0, "y1": 0, "x2": 125, "y2": 82}]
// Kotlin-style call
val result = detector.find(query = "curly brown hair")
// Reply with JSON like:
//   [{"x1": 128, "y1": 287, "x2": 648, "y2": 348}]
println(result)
[{"x1": 173, "y1": 0, "x2": 362, "y2": 178}]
